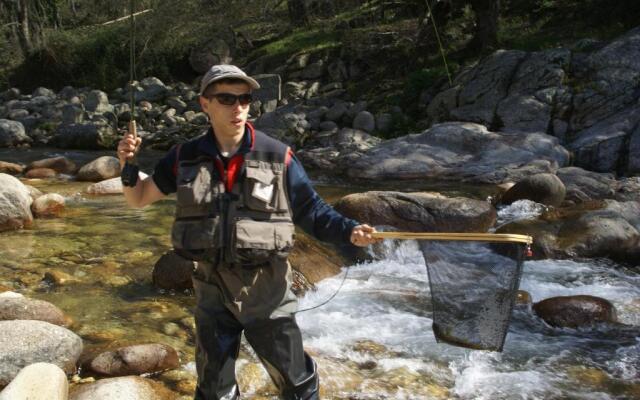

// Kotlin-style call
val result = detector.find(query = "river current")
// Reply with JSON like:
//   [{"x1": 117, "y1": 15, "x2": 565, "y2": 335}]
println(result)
[{"x1": 0, "y1": 149, "x2": 638, "y2": 399}]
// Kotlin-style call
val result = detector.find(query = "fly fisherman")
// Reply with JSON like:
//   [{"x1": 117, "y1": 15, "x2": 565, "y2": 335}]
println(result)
[{"x1": 117, "y1": 64, "x2": 379, "y2": 400}]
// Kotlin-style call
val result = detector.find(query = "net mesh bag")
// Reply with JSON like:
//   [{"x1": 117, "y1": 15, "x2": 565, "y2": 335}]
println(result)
[{"x1": 418, "y1": 240, "x2": 526, "y2": 352}]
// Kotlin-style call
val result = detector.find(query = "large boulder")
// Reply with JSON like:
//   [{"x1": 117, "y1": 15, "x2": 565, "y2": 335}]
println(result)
[
  {"x1": 76, "y1": 156, "x2": 121, "y2": 182},
  {"x1": 556, "y1": 167, "x2": 618, "y2": 203},
  {"x1": 347, "y1": 122, "x2": 570, "y2": 184},
  {"x1": 69, "y1": 376, "x2": 175, "y2": 400},
  {"x1": 498, "y1": 200, "x2": 640, "y2": 264},
  {"x1": 0, "y1": 294, "x2": 70, "y2": 326},
  {"x1": 0, "y1": 119, "x2": 31, "y2": 147},
  {"x1": 500, "y1": 173, "x2": 566, "y2": 207},
  {"x1": 0, "y1": 320, "x2": 82, "y2": 386},
  {"x1": 53, "y1": 122, "x2": 117, "y2": 150},
  {"x1": 26, "y1": 156, "x2": 77, "y2": 175},
  {"x1": 334, "y1": 191, "x2": 496, "y2": 232},
  {"x1": 0, "y1": 173, "x2": 33, "y2": 231},
  {"x1": 0, "y1": 362, "x2": 68, "y2": 400},
  {"x1": 533, "y1": 295, "x2": 617, "y2": 328},
  {"x1": 87, "y1": 343, "x2": 179, "y2": 377}
]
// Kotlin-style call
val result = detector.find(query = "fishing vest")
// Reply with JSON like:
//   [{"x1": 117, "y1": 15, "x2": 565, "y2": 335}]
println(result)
[{"x1": 171, "y1": 129, "x2": 295, "y2": 266}]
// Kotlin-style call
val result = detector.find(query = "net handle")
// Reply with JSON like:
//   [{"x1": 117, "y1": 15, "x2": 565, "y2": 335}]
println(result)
[{"x1": 371, "y1": 232, "x2": 532, "y2": 244}]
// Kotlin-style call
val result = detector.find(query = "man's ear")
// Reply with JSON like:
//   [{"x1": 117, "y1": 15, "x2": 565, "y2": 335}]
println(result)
[{"x1": 199, "y1": 95, "x2": 209, "y2": 112}]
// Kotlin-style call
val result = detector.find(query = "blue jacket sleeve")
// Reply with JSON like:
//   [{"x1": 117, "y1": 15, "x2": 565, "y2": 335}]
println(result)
[{"x1": 287, "y1": 154, "x2": 359, "y2": 246}]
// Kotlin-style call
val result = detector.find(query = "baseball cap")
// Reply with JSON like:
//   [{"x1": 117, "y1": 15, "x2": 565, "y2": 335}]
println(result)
[{"x1": 199, "y1": 64, "x2": 260, "y2": 95}]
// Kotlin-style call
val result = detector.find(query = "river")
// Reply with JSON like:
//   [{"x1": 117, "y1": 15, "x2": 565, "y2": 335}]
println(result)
[{"x1": 1, "y1": 149, "x2": 638, "y2": 399}]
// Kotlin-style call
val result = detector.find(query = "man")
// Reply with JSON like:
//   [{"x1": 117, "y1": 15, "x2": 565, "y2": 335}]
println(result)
[{"x1": 117, "y1": 64, "x2": 378, "y2": 400}]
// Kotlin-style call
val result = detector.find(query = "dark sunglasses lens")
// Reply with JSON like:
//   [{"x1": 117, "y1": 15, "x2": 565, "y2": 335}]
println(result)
[
  {"x1": 215, "y1": 93, "x2": 237, "y2": 105},
  {"x1": 238, "y1": 94, "x2": 252, "y2": 105}
]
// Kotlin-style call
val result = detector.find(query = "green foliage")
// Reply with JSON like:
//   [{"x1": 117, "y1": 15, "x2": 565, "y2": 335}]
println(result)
[
  {"x1": 399, "y1": 67, "x2": 449, "y2": 115},
  {"x1": 252, "y1": 29, "x2": 341, "y2": 58}
]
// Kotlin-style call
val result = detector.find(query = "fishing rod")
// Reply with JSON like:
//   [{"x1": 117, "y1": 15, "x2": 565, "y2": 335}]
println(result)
[{"x1": 121, "y1": 0, "x2": 139, "y2": 187}]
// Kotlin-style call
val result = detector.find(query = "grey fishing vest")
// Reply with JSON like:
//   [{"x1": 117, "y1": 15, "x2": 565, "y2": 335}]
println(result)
[
  {"x1": 171, "y1": 129, "x2": 294, "y2": 264},
  {"x1": 171, "y1": 129, "x2": 297, "y2": 321}
]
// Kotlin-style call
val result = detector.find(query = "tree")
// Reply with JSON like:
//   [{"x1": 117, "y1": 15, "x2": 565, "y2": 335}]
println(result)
[
  {"x1": 287, "y1": 0, "x2": 309, "y2": 26},
  {"x1": 467, "y1": 0, "x2": 499, "y2": 53}
]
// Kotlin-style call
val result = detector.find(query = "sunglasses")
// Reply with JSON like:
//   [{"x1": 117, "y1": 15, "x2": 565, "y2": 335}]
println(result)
[{"x1": 205, "y1": 92, "x2": 253, "y2": 106}]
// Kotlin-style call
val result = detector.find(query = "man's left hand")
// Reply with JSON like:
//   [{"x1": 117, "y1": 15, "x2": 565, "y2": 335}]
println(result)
[{"x1": 350, "y1": 224, "x2": 381, "y2": 247}]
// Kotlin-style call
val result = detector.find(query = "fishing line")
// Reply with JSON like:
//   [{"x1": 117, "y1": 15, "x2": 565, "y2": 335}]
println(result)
[{"x1": 295, "y1": 265, "x2": 351, "y2": 314}]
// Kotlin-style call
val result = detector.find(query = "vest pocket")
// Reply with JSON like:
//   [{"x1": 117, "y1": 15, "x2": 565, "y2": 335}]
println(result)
[
  {"x1": 234, "y1": 219, "x2": 295, "y2": 264},
  {"x1": 171, "y1": 217, "x2": 220, "y2": 261},
  {"x1": 176, "y1": 164, "x2": 214, "y2": 206},
  {"x1": 244, "y1": 164, "x2": 285, "y2": 212}
]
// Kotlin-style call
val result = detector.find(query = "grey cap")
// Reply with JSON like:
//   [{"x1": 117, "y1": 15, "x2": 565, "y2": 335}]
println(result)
[{"x1": 199, "y1": 64, "x2": 260, "y2": 95}]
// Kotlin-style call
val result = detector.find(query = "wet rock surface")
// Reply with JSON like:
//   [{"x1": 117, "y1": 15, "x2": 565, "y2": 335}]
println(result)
[
  {"x1": 533, "y1": 295, "x2": 618, "y2": 328},
  {"x1": 0, "y1": 320, "x2": 82, "y2": 386},
  {"x1": 335, "y1": 191, "x2": 497, "y2": 232},
  {"x1": 87, "y1": 343, "x2": 179, "y2": 377}
]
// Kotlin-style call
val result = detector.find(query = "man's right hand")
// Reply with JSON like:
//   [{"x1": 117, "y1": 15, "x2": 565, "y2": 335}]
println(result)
[{"x1": 117, "y1": 132, "x2": 142, "y2": 167}]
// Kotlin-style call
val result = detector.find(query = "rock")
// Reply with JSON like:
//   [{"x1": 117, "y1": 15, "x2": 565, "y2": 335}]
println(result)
[
  {"x1": 69, "y1": 376, "x2": 175, "y2": 400},
  {"x1": 31, "y1": 193, "x2": 65, "y2": 218},
  {"x1": 253, "y1": 74, "x2": 281, "y2": 103},
  {"x1": 334, "y1": 191, "x2": 496, "y2": 232},
  {"x1": 152, "y1": 251, "x2": 195, "y2": 291},
  {"x1": 0, "y1": 320, "x2": 82, "y2": 386},
  {"x1": 166, "y1": 97, "x2": 187, "y2": 113},
  {"x1": 533, "y1": 295, "x2": 617, "y2": 328},
  {"x1": 0, "y1": 119, "x2": 31, "y2": 147},
  {"x1": 26, "y1": 156, "x2": 77, "y2": 175},
  {"x1": 0, "y1": 296, "x2": 70, "y2": 326},
  {"x1": 0, "y1": 173, "x2": 33, "y2": 232},
  {"x1": 501, "y1": 173, "x2": 566, "y2": 207},
  {"x1": 557, "y1": 203, "x2": 640, "y2": 264},
  {"x1": 43, "y1": 270, "x2": 80, "y2": 287},
  {"x1": 53, "y1": 122, "x2": 117, "y2": 150},
  {"x1": 0, "y1": 161, "x2": 23, "y2": 175},
  {"x1": 87, "y1": 343, "x2": 179, "y2": 376},
  {"x1": 352, "y1": 111, "x2": 375, "y2": 132},
  {"x1": 32, "y1": 87, "x2": 54, "y2": 98},
  {"x1": 556, "y1": 167, "x2": 618, "y2": 203},
  {"x1": 135, "y1": 77, "x2": 169, "y2": 103},
  {"x1": 301, "y1": 60, "x2": 325, "y2": 80},
  {"x1": 376, "y1": 112, "x2": 393, "y2": 133},
  {"x1": 289, "y1": 231, "x2": 345, "y2": 290},
  {"x1": 447, "y1": 50, "x2": 527, "y2": 125},
  {"x1": 62, "y1": 104, "x2": 85, "y2": 125},
  {"x1": 335, "y1": 128, "x2": 381, "y2": 153},
  {"x1": 348, "y1": 122, "x2": 570, "y2": 183},
  {"x1": 85, "y1": 172, "x2": 148, "y2": 195},
  {"x1": 84, "y1": 90, "x2": 112, "y2": 114},
  {"x1": 0, "y1": 362, "x2": 68, "y2": 400},
  {"x1": 25, "y1": 168, "x2": 57, "y2": 179},
  {"x1": 498, "y1": 200, "x2": 640, "y2": 263},
  {"x1": 76, "y1": 156, "x2": 121, "y2": 182},
  {"x1": 328, "y1": 60, "x2": 348, "y2": 82},
  {"x1": 0, "y1": 88, "x2": 20, "y2": 101},
  {"x1": 325, "y1": 102, "x2": 348, "y2": 122}
]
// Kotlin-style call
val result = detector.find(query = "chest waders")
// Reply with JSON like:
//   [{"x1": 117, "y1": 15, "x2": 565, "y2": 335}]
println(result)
[{"x1": 173, "y1": 129, "x2": 319, "y2": 400}]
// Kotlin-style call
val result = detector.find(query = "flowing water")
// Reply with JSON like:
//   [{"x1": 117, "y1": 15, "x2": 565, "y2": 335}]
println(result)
[{"x1": 1, "y1": 150, "x2": 639, "y2": 399}]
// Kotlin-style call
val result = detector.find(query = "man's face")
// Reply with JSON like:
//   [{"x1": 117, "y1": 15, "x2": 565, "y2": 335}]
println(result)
[{"x1": 199, "y1": 81, "x2": 251, "y2": 137}]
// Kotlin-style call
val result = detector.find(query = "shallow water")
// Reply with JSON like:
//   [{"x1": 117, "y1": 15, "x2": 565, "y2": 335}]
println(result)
[{"x1": 1, "y1": 151, "x2": 639, "y2": 399}]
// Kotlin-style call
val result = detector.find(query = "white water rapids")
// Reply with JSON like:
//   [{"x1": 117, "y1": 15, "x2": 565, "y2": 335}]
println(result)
[{"x1": 293, "y1": 201, "x2": 640, "y2": 399}]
